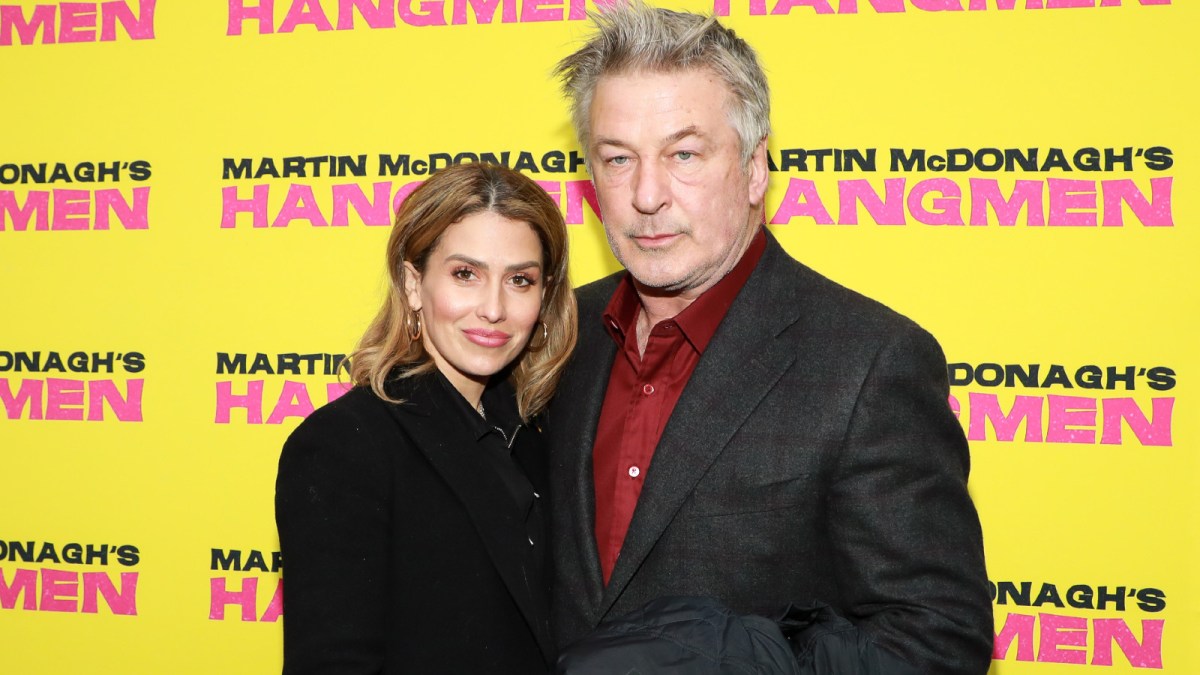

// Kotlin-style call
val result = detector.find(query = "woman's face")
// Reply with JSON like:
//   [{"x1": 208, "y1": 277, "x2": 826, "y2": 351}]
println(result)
[{"x1": 404, "y1": 211, "x2": 545, "y2": 403}]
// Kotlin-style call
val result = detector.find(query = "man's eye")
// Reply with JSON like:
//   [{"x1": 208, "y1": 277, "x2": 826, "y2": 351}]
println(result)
[
  {"x1": 675, "y1": 151, "x2": 694, "y2": 161},
  {"x1": 607, "y1": 156, "x2": 629, "y2": 166}
]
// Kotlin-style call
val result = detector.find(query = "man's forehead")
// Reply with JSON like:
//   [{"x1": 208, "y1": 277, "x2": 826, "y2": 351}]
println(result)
[{"x1": 590, "y1": 68, "x2": 734, "y2": 140}]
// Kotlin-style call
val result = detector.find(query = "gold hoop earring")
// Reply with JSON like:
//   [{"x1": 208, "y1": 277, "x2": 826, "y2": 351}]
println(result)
[
  {"x1": 406, "y1": 311, "x2": 422, "y2": 341},
  {"x1": 528, "y1": 320, "x2": 549, "y2": 351}
]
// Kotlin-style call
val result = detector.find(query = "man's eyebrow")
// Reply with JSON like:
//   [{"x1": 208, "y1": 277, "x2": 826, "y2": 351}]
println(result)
[
  {"x1": 662, "y1": 126, "x2": 702, "y2": 145},
  {"x1": 593, "y1": 136, "x2": 630, "y2": 149},
  {"x1": 593, "y1": 126, "x2": 704, "y2": 150}
]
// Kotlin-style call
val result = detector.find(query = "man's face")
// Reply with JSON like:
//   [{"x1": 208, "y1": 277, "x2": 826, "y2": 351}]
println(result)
[{"x1": 588, "y1": 68, "x2": 768, "y2": 297}]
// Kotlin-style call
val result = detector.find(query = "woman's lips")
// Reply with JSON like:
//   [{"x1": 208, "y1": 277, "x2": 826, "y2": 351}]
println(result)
[{"x1": 463, "y1": 329, "x2": 512, "y2": 348}]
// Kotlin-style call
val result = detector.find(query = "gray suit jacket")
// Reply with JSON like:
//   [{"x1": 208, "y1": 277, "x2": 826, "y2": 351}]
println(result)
[{"x1": 547, "y1": 232, "x2": 993, "y2": 674}]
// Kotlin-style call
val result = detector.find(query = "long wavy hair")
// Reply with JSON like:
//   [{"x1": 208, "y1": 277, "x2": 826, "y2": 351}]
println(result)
[{"x1": 349, "y1": 162, "x2": 577, "y2": 420}]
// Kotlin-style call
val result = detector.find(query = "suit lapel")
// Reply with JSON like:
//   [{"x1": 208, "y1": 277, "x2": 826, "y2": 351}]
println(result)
[
  {"x1": 381, "y1": 376, "x2": 555, "y2": 660},
  {"x1": 599, "y1": 236, "x2": 806, "y2": 617},
  {"x1": 550, "y1": 279, "x2": 621, "y2": 614}
]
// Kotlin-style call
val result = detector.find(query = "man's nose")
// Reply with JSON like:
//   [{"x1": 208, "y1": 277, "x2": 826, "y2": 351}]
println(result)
[{"x1": 631, "y1": 160, "x2": 669, "y2": 215}]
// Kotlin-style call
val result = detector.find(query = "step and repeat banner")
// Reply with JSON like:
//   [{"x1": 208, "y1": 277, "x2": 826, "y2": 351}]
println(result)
[{"x1": 2, "y1": 1, "x2": 1195, "y2": 672}]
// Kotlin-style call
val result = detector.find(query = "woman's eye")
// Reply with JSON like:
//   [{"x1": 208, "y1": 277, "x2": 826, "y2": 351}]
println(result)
[
  {"x1": 510, "y1": 274, "x2": 537, "y2": 288},
  {"x1": 452, "y1": 268, "x2": 476, "y2": 281}
]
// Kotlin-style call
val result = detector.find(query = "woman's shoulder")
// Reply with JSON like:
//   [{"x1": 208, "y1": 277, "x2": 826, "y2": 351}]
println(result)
[
  {"x1": 295, "y1": 384, "x2": 388, "y2": 428},
  {"x1": 276, "y1": 387, "x2": 408, "y2": 494},
  {"x1": 282, "y1": 385, "x2": 402, "y2": 456}
]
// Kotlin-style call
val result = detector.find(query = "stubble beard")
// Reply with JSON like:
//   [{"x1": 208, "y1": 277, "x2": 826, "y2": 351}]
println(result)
[{"x1": 609, "y1": 220, "x2": 699, "y2": 292}]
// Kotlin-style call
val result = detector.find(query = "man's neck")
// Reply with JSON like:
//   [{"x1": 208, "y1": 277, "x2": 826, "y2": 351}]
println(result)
[
  {"x1": 630, "y1": 268, "x2": 727, "y2": 357},
  {"x1": 628, "y1": 224, "x2": 764, "y2": 356},
  {"x1": 633, "y1": 293, "x2": 691, "y2": 356}
]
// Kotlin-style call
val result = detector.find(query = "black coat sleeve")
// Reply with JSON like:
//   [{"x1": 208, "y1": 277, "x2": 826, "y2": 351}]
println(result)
[{"x1": 275, "y1": 396, "x2": 392, "y2": 675}]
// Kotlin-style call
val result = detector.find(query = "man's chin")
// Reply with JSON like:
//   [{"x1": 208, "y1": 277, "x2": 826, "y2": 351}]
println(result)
[{"x1": 627, "y1": 268, "x2": 694, "y2": 296}]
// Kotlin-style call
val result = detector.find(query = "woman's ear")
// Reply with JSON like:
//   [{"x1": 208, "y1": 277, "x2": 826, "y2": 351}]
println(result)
[{"x1": 402, "y1": 261, "x2": 422, "y2": 312}]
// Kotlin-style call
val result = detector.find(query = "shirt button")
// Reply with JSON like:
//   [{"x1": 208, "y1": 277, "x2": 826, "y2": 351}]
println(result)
[
  {"x1": 532, "y1": 491, "x2": 540, "y2": 499},
  {"x1": 642, "y1": 383, "x2": 655, "y2": 395},
  {"x1": 628, "y1": 466, "x2": 640, "y2": 478}
]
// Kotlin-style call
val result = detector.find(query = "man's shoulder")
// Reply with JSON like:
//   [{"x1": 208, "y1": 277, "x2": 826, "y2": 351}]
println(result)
[{"x1": 757, "y1": 241, "x2": 928, "y2": 339}]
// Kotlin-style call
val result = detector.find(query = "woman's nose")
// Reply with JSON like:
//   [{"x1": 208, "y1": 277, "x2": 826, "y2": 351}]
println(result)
[{"x1": 476, "y1": 282, "x2": 506, "y2": 323}]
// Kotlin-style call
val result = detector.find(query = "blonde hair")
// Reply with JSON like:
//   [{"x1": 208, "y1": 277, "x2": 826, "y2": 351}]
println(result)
[
  {"x1": 555, "y1": 0, "x2": 770, "y2": 164},
  {"x1": 349, "y1": 162, "x2": 577, "y2": 420}
]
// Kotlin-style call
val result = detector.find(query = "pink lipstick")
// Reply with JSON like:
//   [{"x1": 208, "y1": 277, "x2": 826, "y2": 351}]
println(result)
[{"x1": 463, "y1": 329, "x2": 512, "y2": 348}]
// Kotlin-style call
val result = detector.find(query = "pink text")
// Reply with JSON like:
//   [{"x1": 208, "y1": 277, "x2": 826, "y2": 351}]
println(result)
[
  {"x1": 1, "y1": 187, "x2": 150, "y2": 231},
  {"x1": 769, "y1": 177, "x2": 1173, "y2": 227},
  {"x1": 1, "y1": 0, "x2": 155, "y2": 46},
  {"x1": 226, "y1": 0, "x2": 619, "y2": 34},
  {"x1": 949, "y1": 393, "x2": 1173, "y2": 446},
  {"x1": 220, "y1": 180, "x2": 598, "y2": 228},
  {"x1": 994, "y1": 611, "x2": 1163, "y2": 668},
  {"x1": 209, "y1": 576, "x2": 283, "y2": 622},
  {"x1": 1, "y1": 378, "x2": 144, "y2": 422},
  {"x1": 214, "y1": 379, "x2": 353, "y2": 424},
  {"x1": 714, "y1": 0, "x2": 1171, "y2": 17},
  {"x1": 0, "y1": 567, "x2": 138, "y2": 615}
]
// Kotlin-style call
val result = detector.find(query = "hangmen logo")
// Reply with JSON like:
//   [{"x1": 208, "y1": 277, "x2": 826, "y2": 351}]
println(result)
[
  {"x1": 1, "y1": 160, "x2": 153, "y2": 232},
  {"x1": 213, "y1": 352, "x2": 351, "y2": 424},
  {"x1": 713, "y1": 0, "x2": 1171, "y2": 18},
  {"x1": 991, "y1": 580, "x2": 1166, "y2": 668},
  {"x1": 947, "y1": 362, "x2": 1176, "y2": 447},
  {"x1": 220, "y1": 151, "x2": 598, "y2": 228},
  {"x1": 226, "y1": 0, "x2": 616, "y2": 34},
  {"x1": 209, "y1": 547, "x2": 283, "y2": 622},
  {"x1": 765, "y1": 146, "x2": 1174, "y2": 228},
  {"x1": 0, "y1": 540, "x2": 141, "y2": 616},
  {"x1": 1, "y1": 1, "x2": 156, "y2": 46},
  {"x1": 1, "y1": 350, "x2": 146, "y2": 422}
]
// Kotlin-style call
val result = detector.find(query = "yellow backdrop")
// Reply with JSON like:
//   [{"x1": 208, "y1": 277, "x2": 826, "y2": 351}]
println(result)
[{"x1": 2, "y1": 0, "x2": 1195, "y2": 672}]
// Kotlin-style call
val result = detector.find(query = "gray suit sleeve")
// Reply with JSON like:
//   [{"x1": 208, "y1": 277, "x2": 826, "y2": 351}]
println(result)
[{"x1": 827, "y1": 324, "x2": 993, "y2": 674}]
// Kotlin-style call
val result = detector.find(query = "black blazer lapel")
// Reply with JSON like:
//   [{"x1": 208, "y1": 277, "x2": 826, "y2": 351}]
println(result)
[
  {"x1": 548, "y1": 275, "x2": 622, "y2": 617},
  {"x1": 381, "y1": 377, "x2": 556, "y2": 661},
  {"x1": 599, "y1": 236, "x2": 806, "y2": 616}
]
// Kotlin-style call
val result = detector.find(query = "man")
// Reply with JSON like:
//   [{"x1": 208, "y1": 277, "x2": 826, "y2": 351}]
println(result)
[{"x1": 546, "y1": 2, "x2": 993, "y2": 673}]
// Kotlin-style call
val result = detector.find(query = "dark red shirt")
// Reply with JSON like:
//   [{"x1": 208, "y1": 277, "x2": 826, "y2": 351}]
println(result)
[{"x1": 593, "y1": 230, "x2": 767, "y2": 583}]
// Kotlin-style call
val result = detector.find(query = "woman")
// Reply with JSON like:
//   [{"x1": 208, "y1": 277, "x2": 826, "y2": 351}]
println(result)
[{"x1": 276, "y1": 162, "x2": 576, "y2": 674}]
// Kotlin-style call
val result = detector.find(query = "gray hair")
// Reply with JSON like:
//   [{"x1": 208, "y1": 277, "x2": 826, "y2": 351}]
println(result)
[{"x1": 554, "y1": 0, "x2": 771, "y2": 165}]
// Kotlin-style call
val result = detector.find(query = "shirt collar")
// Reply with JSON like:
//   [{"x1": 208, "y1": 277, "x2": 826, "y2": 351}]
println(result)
[
  {"x1": 434, "y1": 370, "x2": 522, "y2": 443},
  {"x1": 602, "y1": 228, "x2": 767, "y2": 354}
]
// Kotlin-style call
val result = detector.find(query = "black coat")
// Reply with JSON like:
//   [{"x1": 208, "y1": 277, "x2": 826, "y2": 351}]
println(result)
[
  {"x1": 556, "y1": 596, "x2": 923, "y2": 675},
  {"x1": 275, "y1": 372, "x2": 553, "y2": 674}
]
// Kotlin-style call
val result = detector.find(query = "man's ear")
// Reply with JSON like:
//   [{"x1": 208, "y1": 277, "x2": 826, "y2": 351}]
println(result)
[
  {"x1": 747, "y1": 136, "x2": 769, "y2": 208},
  {"x1": 402, "y1": 261, "x2": 422, "y2": 312}
]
